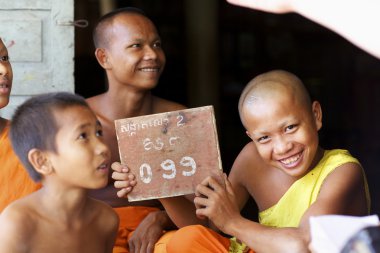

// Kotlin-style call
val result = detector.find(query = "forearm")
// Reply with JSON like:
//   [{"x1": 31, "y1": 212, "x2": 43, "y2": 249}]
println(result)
[
  {"x1": 149, "y1": 210, "x2": 177, "y2": 230},
  {"x1": 226, "y1": 216, "x2": 309, "y2": 253},
  {"x1": 293, "y1": 0, "x2": 380, "y2": 59},
  {"x1": 160, "y1": 196, "x2": 207, "y2": 228}
]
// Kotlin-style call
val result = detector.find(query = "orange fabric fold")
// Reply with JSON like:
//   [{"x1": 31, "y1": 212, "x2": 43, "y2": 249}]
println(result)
[
  {"x1": 0, "y1": 124, "x2": 41, "y2": 212},
  {"x1": 166, "y1": 225, "x2": 255, "y2": 253},
  {"x1": 113, "y1": 206, "x2": 175, "y2": 253}
]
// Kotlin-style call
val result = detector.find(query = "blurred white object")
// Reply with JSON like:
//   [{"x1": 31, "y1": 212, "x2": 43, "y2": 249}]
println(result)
[{"x1": 309, "y1": 215, "x2": 379, "y2": 253}]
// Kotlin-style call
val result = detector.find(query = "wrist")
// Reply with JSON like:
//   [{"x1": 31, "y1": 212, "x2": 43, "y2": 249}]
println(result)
[
  {"x1": 225, "y1": 215, "x2": 249, "y2": 238},
  {"x1": 149, "y1": 210, "x2": 174, "y2": 229}
]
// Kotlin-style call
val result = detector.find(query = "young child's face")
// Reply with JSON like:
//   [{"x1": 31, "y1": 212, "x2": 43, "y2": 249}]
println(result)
[
  {"x1": 47, "y1": 105, "x2": 111, "y2": 189},
  {"x1": 0, "y1": 39, "x2": 13, "y2": 110},
  {"x1": 244, "y1": 91, "x2": 322, "y2": 178},
  {"x1": 106, "y1": 13, "x2": 165, "y2": 90}
]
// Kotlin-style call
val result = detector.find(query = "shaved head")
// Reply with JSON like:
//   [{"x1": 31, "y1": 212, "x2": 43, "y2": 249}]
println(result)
[
  {"x1": 93, "y1": 7, "x2": 149, "y2": 49},
  {"x1": 238, "y1": 70, "x2": 312, "y2": 128}
]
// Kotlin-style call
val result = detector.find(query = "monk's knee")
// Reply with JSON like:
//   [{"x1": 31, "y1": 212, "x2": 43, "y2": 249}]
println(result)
[{"x1": 167, "y1": 225, "x2": 209, "y2": 252}]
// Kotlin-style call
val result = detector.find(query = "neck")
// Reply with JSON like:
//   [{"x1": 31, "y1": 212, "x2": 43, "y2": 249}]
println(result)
[
  {"x1": 102, "y1": 88, "x2": 155, "y2": 119},
  {"x1": 38, "y1": 183, "x2": 89, "y2": 222}
]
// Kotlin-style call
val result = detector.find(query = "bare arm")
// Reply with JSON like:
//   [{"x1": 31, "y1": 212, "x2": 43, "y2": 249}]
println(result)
[
  {"x1": 227, "y1": 0, "x2": 380, "y2": 59},
  {"x1": 195, "y1": 156, "x2": 368, "y2": 252},
  {"x1": 159, "y1": 195, "x2": 208, "y2": 228},
  {"x1": 103, "y1": 207, "x2": 120, "y2": 253}
]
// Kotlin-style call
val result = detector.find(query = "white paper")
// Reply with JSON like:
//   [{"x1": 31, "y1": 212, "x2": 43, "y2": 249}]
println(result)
[{"x1": 309, "y1": 214, "x2": 379, "y2": 253}]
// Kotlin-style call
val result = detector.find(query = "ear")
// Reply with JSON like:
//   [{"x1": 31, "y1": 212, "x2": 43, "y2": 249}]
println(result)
[
  {"x1": 95, "y1": 48, "x2": 111, "y2": 69},
  {"x1": 246, "y1": 130, "x2": 253, "y2": 140},
  {"x1": 28, "y1": 148, "x2": 54, "y2": 176},
  {"x1": 311, "y1": 101, "x2": 323, "y2": 131}
]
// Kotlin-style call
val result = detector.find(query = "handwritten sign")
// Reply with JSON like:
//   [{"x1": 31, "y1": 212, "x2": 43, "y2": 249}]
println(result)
[{"x1": 114, "y1": 106, "x2": 223, "y2": 201}]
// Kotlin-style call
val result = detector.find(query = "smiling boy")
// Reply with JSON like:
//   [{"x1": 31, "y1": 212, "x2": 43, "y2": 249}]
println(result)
[
  {"x1": 0, "y1": 92, "x2": 119, "y2": 253},
  {"x1": 113, "y1": 70, "x2": 370, "y2": 253},
  {"x1": 86, "y1": 8, "x2": 186, "y2": 253}
]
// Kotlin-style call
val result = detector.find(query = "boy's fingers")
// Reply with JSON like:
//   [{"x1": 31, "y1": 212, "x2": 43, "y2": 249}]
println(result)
[
  {"x1": 195, "y1": 207, "x2": 209, "y2": 219},
  {"x1": 224, "y1": 174, "x2": 235, "y2": 196},
  {"x1": 114, "y1": 180, "x2": 130, "y2": 189},
  {"x1": 111, "y1": 162, "x2": 129, "y2": 172},
  {"x1": 111, "y1": 171, "x2": 129, "y2": 180},
  {"x1": 207, "y1": 176, "x2": 224, "y2": 192},
  {"x1": 116, "y1": 187, "x2": 131, "y2": 198},
  {"x1": 194, "y1": 196, "x2": 209, "y2": 208},
  {"x1": 195, "y1": 184, "x2": 214, "y2": 198}
]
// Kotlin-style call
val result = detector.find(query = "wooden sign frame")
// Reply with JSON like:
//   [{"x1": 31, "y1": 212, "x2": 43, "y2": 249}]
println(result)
[{"x1": 114, "y1": 105, "x2": 223, "y2": 201}]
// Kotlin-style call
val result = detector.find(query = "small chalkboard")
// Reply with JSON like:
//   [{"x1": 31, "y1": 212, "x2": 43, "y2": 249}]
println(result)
[{"x1": 114, "y1": 106, "x2": 223, "y2": 202}]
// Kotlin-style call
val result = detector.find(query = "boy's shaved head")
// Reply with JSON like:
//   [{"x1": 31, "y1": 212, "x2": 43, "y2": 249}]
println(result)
[
  {"x1": 238, "y1": 70, "x2": 311, "y2": 128},
  {"x1": 93, "y1": 7, "x2": 149, "y2": 49}
]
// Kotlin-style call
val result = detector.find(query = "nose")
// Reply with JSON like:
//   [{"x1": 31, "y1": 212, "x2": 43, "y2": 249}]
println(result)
[
  {"x1": 143, "y1": 46, "x2": 158, "y2": 60},
  {"x1": 0, "y1": 61, "x2": 10, "y2": 79},
  {"x1": 0, "y1": 63, "x2": 8, "y2": 77},
  {"x1": 273, "y1": 136, "x2": 292, "y2": 155},
  {"x1": 96, "y1": 139, "x2": 111, "y2": 158}
]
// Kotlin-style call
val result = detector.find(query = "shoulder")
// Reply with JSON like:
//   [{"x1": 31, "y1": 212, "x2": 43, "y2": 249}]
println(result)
[
  {"x1": 229, "y1": 142, "x2": 267, "y2": 195},
  {"x1": 323, "y1": 149, "x2": 360, "y2": 167},
  {"x1": 86, "y1": 94, "x2": 106, "y2": 114},
  {"x1": 0, "y1": 201, "x2": 35, "y2": 243},
  {"x1": 152, "y1": 96, "x2": 187, "y2": 113},
  {"x1": 231, "y1": 142, "x2": 266, "y2": 175},
  {"x1": 317, "y1": 154, "x2": 369, "y2": 214},
  {"x1": 89, "y1": 198, "x2": 119, "y2": 232}
]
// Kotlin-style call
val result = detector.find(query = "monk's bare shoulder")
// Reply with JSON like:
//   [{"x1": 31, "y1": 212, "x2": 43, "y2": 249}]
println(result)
[
  {"x1": 88, "y1": 198, "x2": 119, "y2": 233},
  {"x1": 0, "y1": 199, "x2": 37, "y2": 249},
  {"x1": 230, "y1": 142, "x2": 266, "y2": 183},
  {"x1": 86, "y1": 94, "x2": 105, "y2": 114},
  {"x1": 152, "y1": 96, "x2": 187, "y2": 113}
]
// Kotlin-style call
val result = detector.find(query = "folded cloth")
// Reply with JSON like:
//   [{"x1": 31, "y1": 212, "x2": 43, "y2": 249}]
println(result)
[{"x1": 113, "y1": 206, "x2": 174, "y2": 253}]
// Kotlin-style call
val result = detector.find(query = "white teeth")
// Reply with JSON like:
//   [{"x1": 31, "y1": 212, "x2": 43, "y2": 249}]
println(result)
[
  {"x1": 281, "y1": 153, "x2": 301, "y2": 165},
  {"x1": 140, "y1": 68, "x2": 158, "y2": 72},
  {"x1": 98, "y1": 164, "x2": 106, "y2": 170}
]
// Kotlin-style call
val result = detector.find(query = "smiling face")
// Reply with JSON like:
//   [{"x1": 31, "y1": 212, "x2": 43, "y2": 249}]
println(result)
[
  {"x1": 46, "y1": 105, "x2": 111, "y2": 189},
  {"x1": 0, "y1": 38, "x2": 13, "y2": 110},
  {"x1": 102, "y1": 13, "x2": 165, "y2": 91},
  {"x1": 241, "y1": 73, "x2": 323, "y2": 178}
]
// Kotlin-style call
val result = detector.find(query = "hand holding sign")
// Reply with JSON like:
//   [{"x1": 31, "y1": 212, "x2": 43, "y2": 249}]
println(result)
[{"x1": 114, "y1": 106, "x2": 223, "y2": 201}]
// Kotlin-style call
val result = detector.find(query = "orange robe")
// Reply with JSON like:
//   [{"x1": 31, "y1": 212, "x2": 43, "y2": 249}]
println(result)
[
  {"x1": 165, "y1": 225, "x2": 255, "y2": 253},
  {"x1": 113, "y1": 206, "x2": 175, "y2": 253},
  {"x1": 0, "y1": 122, "x2": 41, "y2": 212}
]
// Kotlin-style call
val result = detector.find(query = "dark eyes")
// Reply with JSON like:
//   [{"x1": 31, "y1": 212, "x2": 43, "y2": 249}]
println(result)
[
  {"x1": 0, "y1": 55, "x2": 9, "y2": 62},
  {"x1": 153, "y1": 41, "x2": 162, "y2": 48},
  {"x1": 96, "y1": 129, "x2": 103, "y2": 137},
  {"x1": 78, "y1": 130, "x2": 102, "y2": 140},
  {"x1": 78, "y1": 133, "x2": 88, "y2": 140},
  {"x1": 129, "y1": 42, "x2": 161, "y2": 49},
  {"x1": 130, "y1": 44, "x2": 141, "y2": 48},
  {"x1": 285, "y1": 124, "x2": 298, "y2": 132},
  {"x1": 257, "y1": 136, "x2": 269, "y2": 143}
]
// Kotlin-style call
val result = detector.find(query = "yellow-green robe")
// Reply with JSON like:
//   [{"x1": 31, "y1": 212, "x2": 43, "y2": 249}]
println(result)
[{"x1": 259, "y1": 149, "x2": 370, "y2": 227}]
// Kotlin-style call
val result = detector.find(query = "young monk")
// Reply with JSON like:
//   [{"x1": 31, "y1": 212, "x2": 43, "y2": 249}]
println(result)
[
  {"x1": 0, "y1": 37, "x2": 40, "y2": 212},
  {"x1": 87, "y1": 7, "x2": 186, "y2": 253},
  {"x1": 112, "y1": 70, "x2": 370, "y2": 253},
  {"x1": 0, "y1": 92, "x2": 119, "y2": 253}
]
